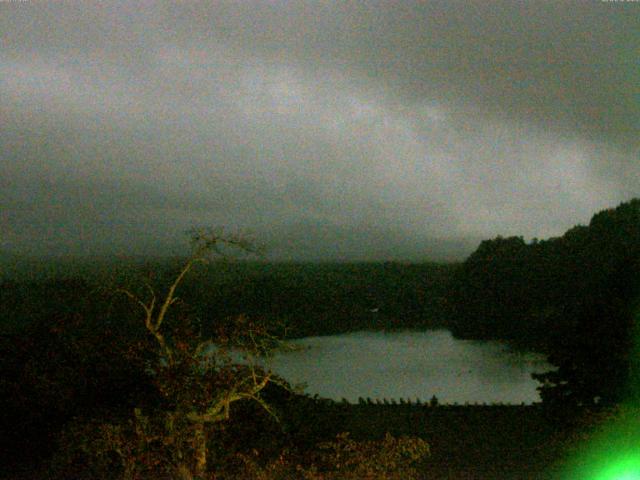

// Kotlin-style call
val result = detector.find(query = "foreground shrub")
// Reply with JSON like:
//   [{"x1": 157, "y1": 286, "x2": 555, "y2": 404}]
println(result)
[{"x1": 234, "y1": 432, "x2": 430, "y2": 480}]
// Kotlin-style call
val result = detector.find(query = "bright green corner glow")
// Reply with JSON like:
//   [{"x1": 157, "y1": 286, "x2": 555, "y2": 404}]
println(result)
[
  {"x1": 595, "y1": 455, "x2": 640, "y2": 480},
  {"x1": 563, "y1": 445, "x2": 640, "y2": 480},
  {"x1": 560, "y1": 305, "x2": 640, "y2": 480}
]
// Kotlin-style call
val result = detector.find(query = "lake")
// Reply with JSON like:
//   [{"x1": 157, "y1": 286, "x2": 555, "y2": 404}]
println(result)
[{"x1": 268, "y1": 329, "x2": 552, "y2": 405}]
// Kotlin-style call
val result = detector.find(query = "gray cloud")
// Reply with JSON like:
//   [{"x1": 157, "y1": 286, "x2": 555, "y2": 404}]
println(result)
[{"x1": 1, "y1": 1, "x2": 638, "y2": 260}]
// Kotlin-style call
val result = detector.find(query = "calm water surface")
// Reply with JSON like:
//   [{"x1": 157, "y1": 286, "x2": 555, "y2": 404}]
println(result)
[{"x1": 268, "y1": 330, "x2": 552, "y2": 404}]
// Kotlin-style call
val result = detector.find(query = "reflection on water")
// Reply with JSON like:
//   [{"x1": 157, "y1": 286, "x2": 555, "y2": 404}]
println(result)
[{"x1": 268, "y1": 329, "x2": 552, "y2": 404}]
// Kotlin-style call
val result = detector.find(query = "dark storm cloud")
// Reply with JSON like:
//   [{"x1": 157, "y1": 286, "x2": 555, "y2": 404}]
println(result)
[{"x1": 1, "y1": 1, "x2": 638, "y2": 259}]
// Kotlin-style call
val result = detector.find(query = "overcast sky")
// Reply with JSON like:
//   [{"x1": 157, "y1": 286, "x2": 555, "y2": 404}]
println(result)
[{"x1": 1, "y1": 1, "x2": 638, "y2": 261}]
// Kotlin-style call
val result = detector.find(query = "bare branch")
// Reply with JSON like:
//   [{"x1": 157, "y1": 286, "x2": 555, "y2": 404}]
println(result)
[
  {"x1": 155, "y1": 257, "x2": 203, "y2": 332},
  {"x1": 144, "y1": 282, "x2": 156, "y2": 305},
  {"x1": 241, "y1": 392, "x2": 279, "y2": 422},
  {"x1": 116, "y1": 288, "x2": 152, "y2": 317}
]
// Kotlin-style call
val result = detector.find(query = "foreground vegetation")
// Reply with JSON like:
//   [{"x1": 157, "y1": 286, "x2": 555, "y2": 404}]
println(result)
[{"x1": 1, "y1": 230, "x2": 435, "y2": 479}]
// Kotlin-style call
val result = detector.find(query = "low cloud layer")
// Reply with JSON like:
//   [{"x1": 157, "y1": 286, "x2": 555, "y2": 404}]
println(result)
[{"x1": 1, "y1": 1, "x2": 638, "y2": 260}]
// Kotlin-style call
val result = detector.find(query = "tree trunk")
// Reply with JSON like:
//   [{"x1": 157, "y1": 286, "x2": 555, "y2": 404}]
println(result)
[
  {"x1": 176, "y1": 463, "x2": 193, "y2": 480},
  {"x1": 193, "y1": 422, "x2": 207, "y2": 478}
]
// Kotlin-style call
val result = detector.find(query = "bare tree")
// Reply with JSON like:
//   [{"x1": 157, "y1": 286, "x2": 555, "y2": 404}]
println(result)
[{"x1": 114, "y1": 228, "x2": 286, "y2": 479}]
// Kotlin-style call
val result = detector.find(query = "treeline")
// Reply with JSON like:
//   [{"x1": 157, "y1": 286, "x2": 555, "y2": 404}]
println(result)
[
  {"x1": 0, "y1": 260, "x2": 457, "y2": 338},
  {"x1": 185, "y1": 261, "x2": 455, "y2": 337},
  {"x1": 448, "y1": 198, "x2": 640, "y2": 406}
]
